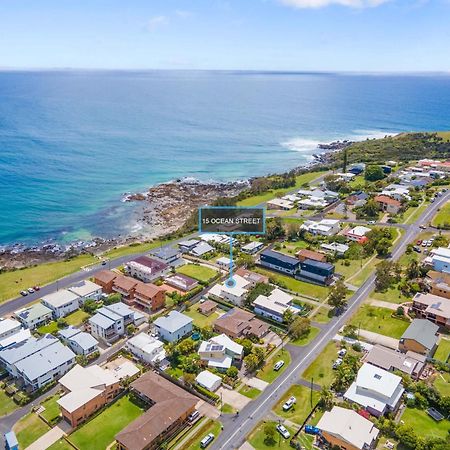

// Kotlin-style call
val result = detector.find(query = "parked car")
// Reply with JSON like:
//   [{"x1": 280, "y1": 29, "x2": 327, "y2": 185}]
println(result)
[
  {"x1": 304, "y1": 425, "x2": 320, "y2": 435},
  {"x1": 33, "y1": 285, "x2": 40, "y2": 291},
  {"x1": 20, "y1": 290, "x2": 28, "y2": 296},
  {"x1": 276, "y1": 424, "x2": 290, "y2": 439},
  {"x1": 200, "y1": 433, "x2": 215, "y2": 448},
  {"x1": 416, "y1": 240, "x2": 422, "y2": 245},
  {"x1": 274, "y1": 360, "x2": 285, "y2": 371},
  {"x1": 332, "y1": 358, "x2": 343, "y2": 369},
  {"x1": 368, "y1": 220, "x2": 376, "y2": 225},
  {"x1": 188, "y1": 410, "x2": 200, "y2": 423},
  {"x1": 427, "y1": 241, "x2": 432, "y2": 247},
  {"x1": 421, "y1": 240, "x2": 427, "y2": 247},
  {"x1": 413, "y1": 246, "x2": 421, "y2": 253},
  {"x1": 338, "y1": 348, "x2": 347, "y2": 357},
  {"x1": 27, "y1": 288, "x2": 34, "y2": 294},
  {"x1": 282, "y1": 396, "x2": 296, "y2": 411}
]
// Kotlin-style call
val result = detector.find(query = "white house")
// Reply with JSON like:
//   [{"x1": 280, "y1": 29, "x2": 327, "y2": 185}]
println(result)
[
  {"x1": 208, "y1": 274, "x2": 251, "y2": 306},
  {"x1": 381, "y1": 184, "x2": 411, "y2": 201},
  {"x1": 429, "y1": 247, "x2": 450, "y2": 274},
  {"x1": 241, "y1": 241, "x2": 264, "y2": 254},
  {"x1": 58, "y1": 326, "x2": 99, "y2": 356},
  {"x1": 301, "y1": 219, "x2": 340, "y2": 236},
  {"x1": 216, "y1": 256, "x2": 234, "y2": 271},
  {"x1": 267, "y1": 198, "x2": 294, "y2": 210},
  {"x1": 196, "y1": 370, "x2": 222, "y2": 392},
  {"x1": 253, "y1": 288, "x2": 297, "y2": 322},
  {"x1": 198, "y1": 334, "x2": 243, "y2": 371},
  {"x1": 41, "y1": 289, "x2": 81, "y2": 319},
  {"x1": 191, "y1": 241, "x2": 215, "y2": 257},
  {"x1": 321, "y1": 242, "x2": 349, "y2": 255},
  {"x1": 0, "y1": 318, "x2": 22, "y2": 341},
  {"x1": 154, "y1": 311, "x2": 193, "y2": 342},
  {"x1": 14, "y1": 303, "x2": 53, "y2": 329},
  {"x1": 125, "y1": 333, "x2": 166, "y2": 365},
  {"x1": 345, "y1": 225, "x2": 372, "y2": 243},
  {"x1": 68, "y1": 280, "x2": 103, "y2": 304},
  {"x1": 298, "y1": 198, "x2": 328, "y2": 210},
  {"x1": 344, "y1": 363, "x2": 404, "y2": 417}
]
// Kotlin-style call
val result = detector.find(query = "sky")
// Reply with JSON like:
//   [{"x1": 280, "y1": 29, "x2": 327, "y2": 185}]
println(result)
[{"x1": 0, "y1": 0, "x2": 449, "y2": 72}]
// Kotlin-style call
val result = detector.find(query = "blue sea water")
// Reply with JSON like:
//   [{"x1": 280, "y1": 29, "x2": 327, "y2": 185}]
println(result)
[{"x1": 1, "y1": 70, "x2": 450, "y2": 246}]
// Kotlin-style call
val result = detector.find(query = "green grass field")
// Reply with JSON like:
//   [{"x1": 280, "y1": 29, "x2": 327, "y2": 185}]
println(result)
[
  {"x1": 370, "y1": 285, "x2": 410, "y2": 304},
  {"x1": 40, "y1": 393, "x2": 61, "y2": 423},
  {"x1": 0, "y1": 389, "x2": 18, "y2": 417},
  {"x1": 38, "y1": 309, "x2": 90, "y2": 334},
  {"x1": 236, "y1": 171, "x2": 324, "y2": 207},
  {"x1": 348, "y1": 257, "x2": 381, "y2": 287},
  {"x1": 185, "y1": 419, "x2": 222, "y2": 450},
  {"x1": 47, "y1": 439, "x2": 74, "y2": 450},
  {"x1": 335, "y1": 257, "x2": 372, "y2": 280},
  {"x1": 310, "y1": 306, "x2": 333, "y2": 323},
  {"x1": 434, "y1": 372, "x2": 450, "y2": 397},
  {"x1": 273, "y1": 384, "x2": 320, "y2": 425},
  {"x1": 348, "y1": 304, "x2": 410, "y2": 339},
  {"x1": 254, "y1": 268, "x2": 329, "y2": 300},
  {"x1": 248, "y1": 421, "x2": 295, "y2": 450},
  {"x1": 184, "y1": 304, "x2": 221, "y2": 328},
  {"x1": 437, "y1": 131, "x2": 450, "y2": 142},
  {"x1": 238, "y1": 384, "x2": 262, "y2": 399},
  {"x1": 103, "y1": 238, "x2": 176, "y2": 259},
  {"x1": 257, "y1": 348, "x2": 291, "y2": 383},
  {"x1": 176, "y1": 264, "x2": 218, "y2": 283},
  {"x1": 290, "y1": 326, "x2": 320, "y2": 346},
  {"x1": 0, "y1": 254, "x2": 96, "y2": 303},
  {"x1": 434, "y1": 338, "x2": 450, "y2": 363},
  {"x1": 301, "y1": 341, "x2": 338, "y2": 387},
  {"x1": 69, "y1": 394, "x2": 144, "y2": 450},
  {"x1": 401, "y1": 407, "x2": 449, "y2": 440},
  {"x1": 432, "y1": 201, "x2": 450, "y2": 227},
  {"x1": 403, "y1": 202, "x2": 429, "y2": 225},
  {"x1": 13, "y1": 413, "x2": 50, "y2": 449}
]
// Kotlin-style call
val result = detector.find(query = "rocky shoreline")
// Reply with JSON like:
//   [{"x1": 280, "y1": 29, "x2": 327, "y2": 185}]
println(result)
[{"x1": 0, "y1": 139, "x2": 352, "y2": 270}]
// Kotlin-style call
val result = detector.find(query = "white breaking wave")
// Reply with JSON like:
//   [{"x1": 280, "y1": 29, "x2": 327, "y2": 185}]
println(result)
[{"x1": 280, "y1": 138, "x2": 324, "y2": 153}]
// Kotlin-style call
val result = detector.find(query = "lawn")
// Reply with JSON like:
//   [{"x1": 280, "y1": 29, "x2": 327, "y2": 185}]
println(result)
[
  {"x1": 0, "y1": 254, "x2": 96, "y2": 303},
  {"x1": 13, "y1": 413, "x2": 50, "y2": 449},
  {"x1": 238, "y1": 384, "x2": 262, "y2": 399},
  {"x1": 301, "y1": 341, "x2": 338, "y2": 387},
  {"x1": 47, "y1": 439, "x2": 74, "y2": 450},
  {"x1": 348, "y1": 257, "x2": 380, "y2": 287},
  {"x1": 277, "y1": 241, "x2": 309, "y2": 256},
  {"x1": 237, "y1": 171, "x2": 324, "y2": 207},
  {"x1": 38, "y1": 309, "x2": 90, "y2": 334},
  {"x1": 432, "y1": 200, "x2": 450, "y2": 228},
  {"x1": 370, "y1": 285, "x2": 411, "y2": 304},
  {"x1": 68, "y1": 394, "x2": 144, "y2": 450},
  {"x1": 103, "y1": 238, "x2": 175, "y2": 259},
  {"x1": 437, "y1": 131, "x2": 450, "y2": 142},
  {"x1": 257, "y1": 348, "x2": 291, "y2": 383},
  {"x1": 434, "y1": 372, "x2": 450, "y2": 397},
  {"x1": 185, "y1": 419, "x2": 222, "y2": 450},
  {"x1": 221, "y1": 403, "x2": 235, "y2": 414},
  {"x1": 290, "y1": 326, "x2": 320, "y2": 346},
  {"x1": 335, "y1": 257, "x2": 372, "y2": 280},
  {"x1": 184, "y1": 304, "x2": 221, "y2": 328},
  {"x1": 40, "y1": 393, "x2": 61, "y2": 423},
  {"x1": 273, "y1": 384, "x2": 320, "y2": 425},
  {"x1": 248, "y1": 421, "x2": 295, "y2": 450},
  {"x1": 310, "y1": 306, "x2": 333, "y2": 323},
  {"x1": 0, "y1": 389, "x2": 18, "y2": 417},
  {"x1": 176, "y1": 264, "x2": 218, "y2": 283},
  {"x1": 348, "y1": 304, "x2": 410, "y2": 339},
  {"x1": 37, "y1": 321, "x2": 59, "y2": 334},
  {"x1": 434, "y1": 338, "x2": 450, "y2": 363},
  {"x1": 401, "y1": 407, "x2": 449, "y2": 440},
  {"x1": 403, "y1": 202, "x2": 429, "y2": 225},
  {"x1": 255, "y1": 268, "x2": 329, "y2": 300}
]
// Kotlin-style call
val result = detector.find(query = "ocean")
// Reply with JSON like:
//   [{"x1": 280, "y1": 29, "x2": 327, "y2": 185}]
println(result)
[{"x1": 1, "y1": 70, "x2": 450, "y2": 246}]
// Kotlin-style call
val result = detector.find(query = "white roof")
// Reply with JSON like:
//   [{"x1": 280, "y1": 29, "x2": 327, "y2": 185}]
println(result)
[
  {"x1": 267, "y1": 198, "x2": 294, "y2": 208},
  {"x1": 127, "y1": 333, "x2": 165, "y2": 359},
  {"x1": 321, "y1": 243, "x2": 349, "y2": 253},
  {"x1": 0, "y1": 318, "x2": 21, "y2": 336},
  {"x1": 217, "y1": 256, "x2": 232, "y2": 265},
  {"x1": 191, "y1": 241, "x2": 214, "y2": 256},
  {"x1": 0, "y1": 329, "x2": 31, "y2": 349},
  {"x1": 110, "y1": 360, "x2": 140, "y2": 380},
  {"x1": 59, "y1": 364, "x2": 118, "y2": 392},
  {"x1": 154, "y1": 310, "x2": 193, "y2": 333},
  {"x1": 196, "y1": 370, "x2": 221, "y2": 391},
  {"x1": 269, "y1": 288, "x2": 293, "y2": 306},
  {"x1": 209, "y1": 274, "x2": 250, "y2": 299},
  {"x1": 242, "y1": 241, "x2": 263, "y2": 251},
  {"x1": 317, "y1": 406, "x2": 379, "y2": 449},
  {"x1": 58, "y1": 388, "x2": 101, "y2": 413},
  {"x1": 68, "y1": 280, "x2": 102, "y2": 297},
  {"x1": 431, "y1": 247, "x2": 450, "y2": 259},
  {"x1": 41, "y1": 289, "x2": 80, "y2": 308},
  {"x1": 211, "y1": 334, "x2": 243, "y2": 356},
  {"x1": 349, "y1": 226, "x2": 371, "y2": 237},
  {"x1": 356, "y1": 363, "x2": 402, "y2": 397}
]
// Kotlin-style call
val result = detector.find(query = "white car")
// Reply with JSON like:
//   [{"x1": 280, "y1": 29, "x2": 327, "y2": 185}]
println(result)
[
  {"x1": 276, "y1": 424, "x2": 290, "y2": 439},
  {"x1": 282, "y1": 396, "x2": 296, "y2": 411},
  {"x1": 338, "y1": 348, "x2": 347, "y2": 357},
  {"x1": 274, "y1": 360, "x2": 285, "y2": 371},
  {"x1": 333, "y1": 358, "x2": 343, "y2": 369},
  {"x1": 200, "y1": 433, "x2": 215, "y2": 448}
]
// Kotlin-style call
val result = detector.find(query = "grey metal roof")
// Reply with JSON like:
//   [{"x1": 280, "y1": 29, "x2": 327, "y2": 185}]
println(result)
[
  {"x1": 104, "y1": 302, "x2": 133, "y2": 318},
  {"x1": 70, "y1": 331, "x2": 98, "y2": 350},
  {"x1": 401, "y1": 319, "x2": 439, "y2": 350},
  {"x1": 154, "y1": 311, "x2": 193, "y2": 333},
  {"x1": 58, "y1": 326, "x2": 80, "y2": 339},
  {"x1": 0, "y1": 334, "x2": 57, "y2": 365},
  {"x1": 89, "y1": 313, "x2": 115, "y2": 329}
]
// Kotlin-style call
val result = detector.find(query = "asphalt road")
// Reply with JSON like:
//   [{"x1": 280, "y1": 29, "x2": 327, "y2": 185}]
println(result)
[{"x1": 211, "y1": 190, "x2": 450, "y2": 450}]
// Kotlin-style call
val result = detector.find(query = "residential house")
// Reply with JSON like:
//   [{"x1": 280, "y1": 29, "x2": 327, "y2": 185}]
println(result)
[
  {"x1": 0, "y1": 329, "x2": 31, "y2": 351},
  {"x1": 426, "y1": 271, "x2": 450, "y2": 299},
  {"x1": 346, "y1": 191, "x2": 369, "y2": 207},
  {"x1": 14, "y1": 303, "x2": 53, "y2": 329},
  {"x1": 198, "y1": 300, "x2": 217, "y2": 316},
  {"x1": 345, "y1": 225, "x2": 372, "y2": 244},
  {"x1": 336, "y1": 172, "x2": 356, "y2": 182},
  {"x1": 214, "y1": 308, "x2": 269, "y2": 339},
  {"x1": 164, "y1": 274, "x2": 199, "y2": 292},
  {"x1": 125, "y1": 333, "x2": 166, "y2": 365},
  {"x1": 115, "y1": 371, "x2": 197, "y2": 450},
  {"x1": 154, "y1": 311, "x2": 193, "y2": 342},
  {"x1": 125, "y1": 256, "x2": 170, "y2": 283},
  {"x1": 178, "y1": 239, "x2": 201, "y2": 253},
  {"x1": 399, "y1": 319, "x2": 439, "y2": 355},
  {"x1": 374, "y1": 195, "x2": 402, "y2": 215},
  {"x1": 296, "y1": 249, "x2": 327, "y2": 263},
  {"x1": 300, "y1": 219, "x2": 340, "y2": 236},
  {"x1": 198, "y1": 334, "x2": 243, "y2": 371},
  {"x1": 363, "y1": 345, "x2": 426, "y2": 379},
  {"x1": 57, "y1": 364, "x2": 121, "y2": 427},
  {"x1": 216, "y1": 256, "x2": 234, "y2": 271},
  {"x1": 93, "y1": 270, "x2": 117, "y2": 294},
  {"x1": 190, "y1": 241, "x2": 214, "y2": 258},
  {"x1": 429, "y1": 247, "x2": 450, "y2": 274},
  {"x1": 259, "y1": 249, "x2": 300, "y2": 276},
  {"x1": 267, "y1": 198, "x2": 294, "y2": 210},
  {"x1": 41, "y1": 289, "x2": 81, "y2": 319},
  {"x1": 411, "y1": 292, "x2": 450, "y2": 329},
  {"x1": 208, "y1": 274, "x2": 251, "y2": 306},
  {"x1": 297, "y1": 258, "x2": 335, "y2": 285},
  {"x1": 0, "y1": 334, "x2": 76, "y2": 391},
  {"x1": 381, "y1": 184, "x2": 411, "y2": 202},
  {"x1": 58, "y1": 326, "x2": 99, "y2": 356},
  {"x1": 348, "y1": 163, "x2": 365, "y2": 175},
  {"x1": 344, "y1": 363, "x2": 404, "y2": 417},
  {"x1": 241, "y1": 241, "x2": 264, "y2": 254},
  {"x1": 68, "y1": 280, "x2": 103, "y2": 304},
  {"x1": 253, "y1": 288, "x2": 296, "y2": 323},
  {"x1": 148, "y1": 247, "x2": 183, "y2": 267},
  {"x1": 133, "y1": 282, "x2": 165, "y2": 312},
  {"x1": 298, "y1": 197, "x2": 328, "y2": 210},
  {"x1": 0, "y1": 319, "x2": 21, "y2": 341},
  {"x1": 235, "y1": 267, "x2": 269, "y2": 287},
  {"x1": 196, "y1": 370, "x2": 221, "y2": 392},
  {"x1": 111, "y1": 274, "x2": 138, "y2": 304},
  {"x1": 317, "y1": 406, "x2": 380, "y2": 450},
  {"x1": 321, "y1": 242, "x2": 349, "y2": 255}
]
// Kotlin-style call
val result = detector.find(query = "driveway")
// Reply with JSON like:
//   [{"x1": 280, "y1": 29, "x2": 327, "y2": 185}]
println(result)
[
  {"x1": 196, "y1": 400, "x2": 221, "y2": 420},
  {"x1": 25, "y1": 425, "x2": 65, "y2": 450},
  {"x1": 358, "y1": 329, "x2": 399, "y2": 350},
  {"x1": 261, "y1": 331, "x2": 282, "y2": 348},
  {"x1": 216, "y1": 387, "x2": 251, "y2": 411},
  {"x1": 240, "y1": 377, "x2": 269, "y2": 391}
]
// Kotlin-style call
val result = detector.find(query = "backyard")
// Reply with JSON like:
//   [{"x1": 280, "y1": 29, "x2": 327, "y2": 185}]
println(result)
[
  {"x1": 40, "y1": 393, "x2": 62, "y2": 424},
  {"x1": 370, "y1": 284, "x2": 411, "y2": 304},
  {"x1": 348, "y1": 304, "x2": 410, "y2": 339},
  {"x1": 183, "y1": 303, "x2": 222, "y2": 328},
  {"x1": 38, "y1": 309, "x2": 90, "y2": 334},
  {"x1": 434, "y1": 337, "x2": 450, "y2": 363},
  {"x1": 257, "y1": 348, "x2": 292, "y2": 383},
  {"x1": 68, "y1": 394, "x2": 145, "y2": 450},
  {"x1": 434, "y1": 372, "x2": 450, "y2": 397},
  {"x1": 176, "y1": 264, "x2": 218, "y2": 283},
  {"x1": 248, "y1": 421, "x2": 295, "y2": 450},
  {"x1": 13, "y1": 413, "x2": 50, "y2": 449},
  {"x1": 47, "y1": 439, "x2": 73, "y2": 450},
  {"x1": 401, "y1": 407, "x2": 449, "y2": 440}
]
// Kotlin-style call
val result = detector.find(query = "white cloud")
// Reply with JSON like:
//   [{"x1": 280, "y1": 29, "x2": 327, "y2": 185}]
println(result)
[
  {"x1": 175, "y1": 9, "x2": 193, "y2": 18},
  {"x1": 146, "y1": 15, "x2": 169, "y2": 32},
  {"x1": 279, "y1": 0, "x2": 390, "y2": 8}
]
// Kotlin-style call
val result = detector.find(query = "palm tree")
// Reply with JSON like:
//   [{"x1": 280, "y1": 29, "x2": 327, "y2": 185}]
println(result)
[{"x1": 319, "y1": 385, "x2": 333, "y2": 411}]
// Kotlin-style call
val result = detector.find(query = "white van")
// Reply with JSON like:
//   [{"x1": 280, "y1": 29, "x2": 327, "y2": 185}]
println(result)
[
  {"x1": 274, "y1": 360, "x2": 285, "y2": 371},
  {"x1": 200, "y1": 433, "x2": 215, "y2": 448}
]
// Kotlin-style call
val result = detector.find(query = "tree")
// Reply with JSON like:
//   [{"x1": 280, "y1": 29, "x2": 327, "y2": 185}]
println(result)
[
  {"x1": 357, "y1": 198, "x2": 380, "y2": 219},
  {"x1": 126, "y1": 324, "x2": 136, "y2": 336},
  {"x1": 57, "y1": 318, "x2": 67, "y2": 329},
  {"x1": 83, "y1": 299, "x2": 97, "y2": 314},
  {"x1": 76, "y1": 354, "x2": 88, "y2": 367},
  {"x1": 243, "y1": 353, "x2": 259, "y2": 373},
  {"x1": 288, "y1": 317, "x2": 311, "y2": 340},
  {"x1": 375, "y1": 238, "x2": 391, "y2": 257},
  {"x1": 406, "y1": 259, "x2": 421, "y2": 279},
  {"x1": 182, "y1": 354, "x2": 201, "y2": 374},
  {"x1": 263, "y1": 422, "x2": 277, "y2": 446},
  {"x1": 104, "y1": 293, "x2": 121, "y2": 305},
  {"x1": 183, "y1": 372, "x2": 196, "y2": 386},
  {"x1": 245, "y1": 283, "x2": 274, "y2": 307},
  {"x1": 236, "y1": 253, "x2": 255, "y2": 269},
  {"x1": 365, "y1": 165, "x2": 385, "y2": 181},
  {"x1": 266, "y1": 217, "x2": 285, "y2": 241},
  {"x1": 319, "y1": 386, "x2": 333, "y2": 411},
  {"x1": 283, "y1": 308, "x2": 294, "y2": 325},
  {"x1": 236, "y1": 338, "x2": 253, "y2": 356},
  {"x1": 253, "y1": 347, "x2": 266, "y2": 366},
  {"x1": 226, "y1": 366, "x2": 239, "y2": 379},
  {"x1": 328, "y1": 279, "x2": 348, "y2": 311},
  {"x1": 285, "y1": 222, "x2": 299, "y2": 241},
  {"x1": 375, "y1": 260, "x2": 397, "y2": 291}
]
